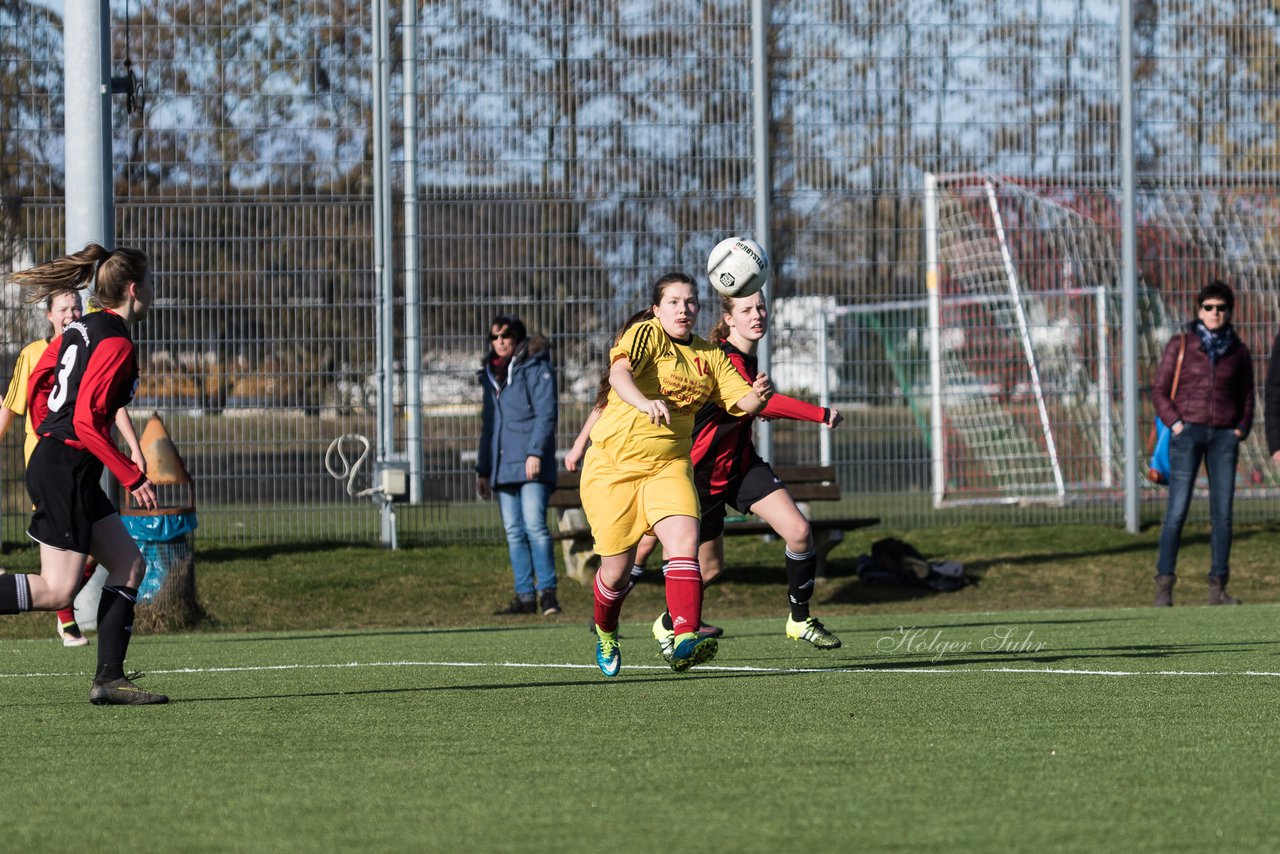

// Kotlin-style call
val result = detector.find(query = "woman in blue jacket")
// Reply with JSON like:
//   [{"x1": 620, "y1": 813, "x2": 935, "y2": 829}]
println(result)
[{"x1": 476, "y1": 314, "x2": 561, "y2": 615}]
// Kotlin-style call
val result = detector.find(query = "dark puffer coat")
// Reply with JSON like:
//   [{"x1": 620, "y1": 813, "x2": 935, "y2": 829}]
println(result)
[{"x1": 1152, "y1": 323, "x2": 1253, "y2": 437}]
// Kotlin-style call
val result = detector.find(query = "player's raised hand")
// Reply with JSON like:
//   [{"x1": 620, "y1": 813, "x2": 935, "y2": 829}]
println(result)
[
  {"x1": 827, "y1": 408, "x2": 844, "y2": 429},
  {"x1": 752, "y1": 371, "x2": 774, "y2": 400}
]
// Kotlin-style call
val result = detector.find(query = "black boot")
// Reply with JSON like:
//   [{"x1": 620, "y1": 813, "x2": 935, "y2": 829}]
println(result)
[
  {"x1": 1153, "y1": 574, "x2": 1175, "y2": 607},
  {"x1": 494, "y1": 596, "x2": 536, "y2": 615},
  {"x1": 1208, "y1": 575, "x2": 1240, "y2": 606}
]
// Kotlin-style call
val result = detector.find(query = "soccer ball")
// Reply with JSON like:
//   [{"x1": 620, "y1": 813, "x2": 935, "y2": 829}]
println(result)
[{"x1": 706, "y1": 237, "x2": 769, "y2": 299}]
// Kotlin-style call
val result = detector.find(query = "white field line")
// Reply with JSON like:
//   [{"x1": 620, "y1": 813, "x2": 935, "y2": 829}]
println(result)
[{"x1": 2, "y1": 660, "x2": 1280, "y2": 679}]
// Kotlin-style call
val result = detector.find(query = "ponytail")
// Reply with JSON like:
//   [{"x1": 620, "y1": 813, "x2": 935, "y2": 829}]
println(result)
[
  {"x1": 707, "y1": 292, "x2": 736, "y2": 344},
  {"x1": 8, "y1": 243, "x2": 149, "y2": 310}
]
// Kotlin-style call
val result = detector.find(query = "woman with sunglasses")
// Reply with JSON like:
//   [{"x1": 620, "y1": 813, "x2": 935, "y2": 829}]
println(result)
[
  {"x1": 476, "y1": 314, "x2": 561, "y2": 616},
  {"x1": 1151, "y1": 280, "x2": 1253, "y2": 607}
]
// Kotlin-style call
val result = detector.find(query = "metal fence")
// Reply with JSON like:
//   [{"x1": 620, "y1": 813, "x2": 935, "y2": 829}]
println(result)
[{"x1": 3, "y1": 1, "x2": 1280, "y2": 545}]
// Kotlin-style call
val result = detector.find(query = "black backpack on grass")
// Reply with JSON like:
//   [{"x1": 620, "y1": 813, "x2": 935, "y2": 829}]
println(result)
[{"x1": 859, "y1": 537, "x2": 970, "y2": 593}]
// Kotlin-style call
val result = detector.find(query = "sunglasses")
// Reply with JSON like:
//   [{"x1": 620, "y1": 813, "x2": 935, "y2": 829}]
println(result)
[
  {"x1": 1200, "y1": 303, "x2": 1229, "y2": 313},
  {"x1": 489, "y1": 331, "x2": 515, "y2": 341}
]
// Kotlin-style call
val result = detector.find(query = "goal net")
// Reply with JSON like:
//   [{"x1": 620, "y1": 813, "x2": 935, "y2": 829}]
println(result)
[{"x1": 924, "y1": 172, "x2": 1280, "y2": 508}]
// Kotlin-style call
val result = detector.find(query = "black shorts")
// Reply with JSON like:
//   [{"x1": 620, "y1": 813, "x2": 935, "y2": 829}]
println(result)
[
  {"x1": 26, "y1": 438, "x2": 118, "y2": 554},
  {"x1": 699, "y1": 459, "x2": 786, "y2": 543}
]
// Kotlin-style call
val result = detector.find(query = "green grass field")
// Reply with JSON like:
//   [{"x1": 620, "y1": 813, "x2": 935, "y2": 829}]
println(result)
[
  {"x1": 5, "y1": 605, "x2": 1280, "y2": 852},
  {"x1": 5, "y1": 522, "x2": 1280, "y2": 851}
]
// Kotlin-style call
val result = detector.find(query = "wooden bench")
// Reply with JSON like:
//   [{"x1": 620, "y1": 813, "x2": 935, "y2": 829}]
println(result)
[{"x1": 549, "y1": 464, "x2": 879, "y2": 584}]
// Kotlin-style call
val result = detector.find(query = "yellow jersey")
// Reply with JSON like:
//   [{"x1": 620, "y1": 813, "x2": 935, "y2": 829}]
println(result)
[
  {"x1": 588, "y1": 317, "x2": 754, "y2": 468},
  {"x1": 3, "y1": 337, "x2": 52, "y2": 464}
]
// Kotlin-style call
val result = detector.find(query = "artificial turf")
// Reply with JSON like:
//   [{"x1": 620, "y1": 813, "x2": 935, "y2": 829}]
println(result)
[{"x1": 4, "y1": 604, "x2": 1279, "y2": 852}]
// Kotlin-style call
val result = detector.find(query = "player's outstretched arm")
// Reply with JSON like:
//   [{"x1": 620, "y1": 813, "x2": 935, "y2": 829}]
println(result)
[{"x1": 565, "y1": 406, "x2": 603, "y2": 471}]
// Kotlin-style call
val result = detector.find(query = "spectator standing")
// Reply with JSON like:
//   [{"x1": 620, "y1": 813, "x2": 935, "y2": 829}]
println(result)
[
  {"x1": 1151, "y1": 280, "x2": 1253, "y2": 607},
  {"x1": 476, "y1": 314, "x2": 561, "y2": 616}
]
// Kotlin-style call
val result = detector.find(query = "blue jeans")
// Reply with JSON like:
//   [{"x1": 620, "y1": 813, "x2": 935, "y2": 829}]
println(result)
[
  {"x1": 495, "y1": 481, "x2": 557, "y2": 598},
  {"x1": 1155, "y1": 424, "x2": 1239, "y2": 578}
]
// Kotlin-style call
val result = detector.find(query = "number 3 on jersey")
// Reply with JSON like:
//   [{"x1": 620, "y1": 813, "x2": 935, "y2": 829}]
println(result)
[{"x1": 47, "y1": 344, "x2": 79, "y2": 412}]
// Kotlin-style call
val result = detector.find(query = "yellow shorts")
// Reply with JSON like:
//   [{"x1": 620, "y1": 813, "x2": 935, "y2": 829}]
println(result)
[{"x1": 579, "y1": 450, "x2": 700, "y2": 557}]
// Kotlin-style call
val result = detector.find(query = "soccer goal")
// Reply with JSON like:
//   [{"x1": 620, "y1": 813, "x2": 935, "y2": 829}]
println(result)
[{"x1": 923, "y1": 172, "x2": 1178, "y2": 507}]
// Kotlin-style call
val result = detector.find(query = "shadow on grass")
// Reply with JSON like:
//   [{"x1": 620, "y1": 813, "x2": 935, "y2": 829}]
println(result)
[
  {"x1": 954, "y1": 526, "x2": 1271, "y2": 573},
  {"x1": 197, "y1": 541, "x2": 372, "y2": 563},
  {"x1": 719, "y1": 617, "x2": 1139, "y2": 643},
  {"x1": 167, "y1": 668, "x2": 785, "y2": 704},
  {"x1": 141, "y1": 621, "x2": 582, "y2": 645},
  {"x1": 737, "y1": 639, "x2": 1280, "y2": 670}
]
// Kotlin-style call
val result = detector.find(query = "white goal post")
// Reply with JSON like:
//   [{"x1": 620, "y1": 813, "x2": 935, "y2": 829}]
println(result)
[{"x1": 924, "y1": 172, "x2": 1170, "y2": 508}]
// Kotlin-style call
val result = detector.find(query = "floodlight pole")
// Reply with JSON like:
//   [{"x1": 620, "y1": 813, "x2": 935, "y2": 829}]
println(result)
[
  {"x1": 64, "y1": 0, "x2": 114, "y2": 253},
  {"x1": 372, "y1": 0, "x2": 397, "y2": 546},
  {"x1": 63, "y1": 0, "x2": 114, "y2": 626}
]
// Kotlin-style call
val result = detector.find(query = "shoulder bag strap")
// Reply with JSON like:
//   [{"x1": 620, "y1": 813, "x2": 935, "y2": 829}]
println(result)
[{"x1": 1171, "y1": 333, "x2": 1187, "y2": 400}]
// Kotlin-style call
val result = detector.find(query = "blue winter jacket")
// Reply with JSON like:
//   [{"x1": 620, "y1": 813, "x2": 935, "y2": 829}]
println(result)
[{"x1": 477, "y1": 335, "x2": 559, "y2": 487}]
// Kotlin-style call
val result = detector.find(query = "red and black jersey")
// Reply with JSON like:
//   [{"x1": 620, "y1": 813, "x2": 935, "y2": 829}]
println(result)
[
  {"x1": 690, "y1": 340, "x2": 828, "y2": 495},
  {"x1": 28, "y1": 309, "x2": 144, "y2": 491}
]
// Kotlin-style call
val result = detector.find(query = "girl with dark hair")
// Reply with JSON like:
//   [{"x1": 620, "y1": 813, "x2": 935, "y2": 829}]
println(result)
[
  {"x1": 568, "y1": 288, "x2": 845, "y2": 653},
  {"x1": 1152, "y1": 280, "x2": 1253, "y2": 607},
  {"x1": 576, "y1": 273, "x2": 773, "y2": 676},
  {"x1": 2, "y1": 242, "x2": 168, "y2": 704},
  {"x1": 476, "y1": 313, "x2": 561, "y2": 615},
  {"x1": 642, "y1": 288, "x2": 844, "y2": 653}
]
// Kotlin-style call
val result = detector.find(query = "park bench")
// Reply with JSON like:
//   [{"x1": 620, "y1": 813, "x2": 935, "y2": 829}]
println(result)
[{"x1": 549, "y1": 464, "x2": 879, "y2": 583}]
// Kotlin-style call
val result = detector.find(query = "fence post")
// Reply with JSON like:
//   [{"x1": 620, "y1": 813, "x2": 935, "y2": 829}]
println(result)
[
  {"x1": 1119, "y1": 0, "x2": 1140, "y2": 533},
  {"x1": 751, "y1": 0, "x2": 773, "y2": 461}
]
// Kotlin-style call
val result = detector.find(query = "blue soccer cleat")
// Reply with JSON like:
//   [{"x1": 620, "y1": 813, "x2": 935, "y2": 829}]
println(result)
[
  {"x1": 595, "y1": 625, "x2": 621, "y2": 677},
  {"x1": 670, "y1": 632, "x2": 718, "y2": 673}
]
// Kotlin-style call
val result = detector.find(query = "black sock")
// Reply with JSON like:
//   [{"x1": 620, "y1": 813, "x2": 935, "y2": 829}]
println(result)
[
  {"x1": 623, "y1": 564, "x2": 645, "y2": 595},
  {"x1": 0, "y1": 574, "x2": 33, "y2": 614},
  {"x1": 785, "y1": 547, "x2": 817, "y2": 622},
  {"x1": 96, "y1": 586, "x2": 138, "y2": 681}
]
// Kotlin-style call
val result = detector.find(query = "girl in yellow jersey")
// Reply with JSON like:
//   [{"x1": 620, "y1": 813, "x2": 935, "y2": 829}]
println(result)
[{"x1": 581, "y1": 272, "x2": 773, "y2": 676}]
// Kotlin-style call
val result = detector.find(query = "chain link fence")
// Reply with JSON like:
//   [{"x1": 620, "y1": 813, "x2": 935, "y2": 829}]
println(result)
[{"x1": 3, "y1": 1, "x2": 1279, "y2": 545}]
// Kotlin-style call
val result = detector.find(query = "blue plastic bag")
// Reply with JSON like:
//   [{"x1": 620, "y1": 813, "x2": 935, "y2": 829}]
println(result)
[
  {"x1": 1147, "y1": 419, "x2": 1172, "y2": 485},
  {"x1": 122, "y1": 512, "x2": 198, "y2": 603},
  {"x1": 121, "y1": 512, "x2": 198, "y2": 544}
]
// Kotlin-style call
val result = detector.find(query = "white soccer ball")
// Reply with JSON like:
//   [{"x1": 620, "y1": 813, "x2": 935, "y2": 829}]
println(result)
[{"x1": 706, "y1": 237, "x2": 769, "y2": 299}]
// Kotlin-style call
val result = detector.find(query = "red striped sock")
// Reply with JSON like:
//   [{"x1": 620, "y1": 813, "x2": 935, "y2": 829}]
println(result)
[
  {"x1": 663, "y1": 558, "x2": 702, "y2": 636},
  {"x1": 593, "y1": 572, "x2": 630, "y2": 633},
  {"x1": 56, "y1": 608, "x2": 77, "y2": 626}
]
